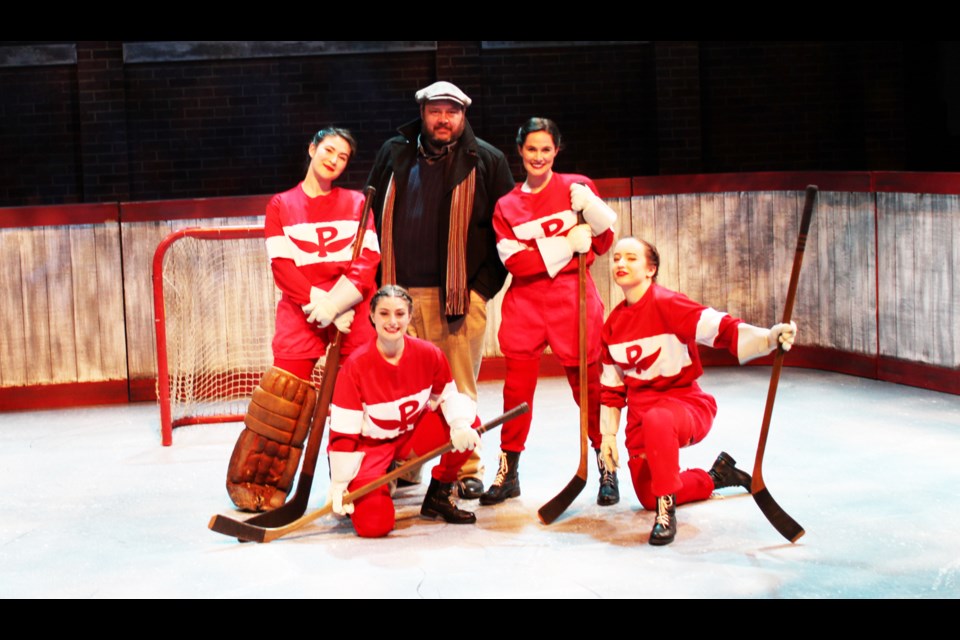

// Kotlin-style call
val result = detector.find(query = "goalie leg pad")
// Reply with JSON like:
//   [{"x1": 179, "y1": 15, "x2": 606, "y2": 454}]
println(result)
[{"x1": 226, "y1": 367, "x2": 318, "y2": 511}]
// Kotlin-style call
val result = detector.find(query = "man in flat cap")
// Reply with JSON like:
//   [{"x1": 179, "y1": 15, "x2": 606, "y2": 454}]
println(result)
[{"x1": 367, "y1": 81, "x2": 514, "y2": 499}]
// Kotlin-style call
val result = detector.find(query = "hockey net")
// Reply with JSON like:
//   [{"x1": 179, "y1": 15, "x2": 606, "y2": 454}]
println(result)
[{"x1": 153, "y1": 226, "x2": 322, "y2": 445}]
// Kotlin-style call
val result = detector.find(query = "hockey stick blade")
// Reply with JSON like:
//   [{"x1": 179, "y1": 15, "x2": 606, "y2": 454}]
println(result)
[
  {"x1": 753, "y1": 488, "x2": 805, "y2": 543},
  {"x1": 537, "y1": 475, "x2": 587, "y2": 525},
  {"x1": 209, "y1": 403, "x2": 530, "y2": 543}
]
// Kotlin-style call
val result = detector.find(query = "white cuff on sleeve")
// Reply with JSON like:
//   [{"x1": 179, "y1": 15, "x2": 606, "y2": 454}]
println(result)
[
  {"x1": 327, "y1": 276, "x2": 364, "y2": 314},
  {"x1": 737, "y1": 323, "x2": 775, "y2": 364},
  {"x1": 536, "y1": 236, "x2": 574, "y2": 278},
  {"x1": 582, "y1": 199, "x2": 617, "y2": 236},
  {"x1": 600, "y1": 405, "x2": 621, "y2": 437},
  {"x1": 441, "y1": 391, "x2": 476, "y2": 433},
  {"x1": 329, "y1": 450, "x2": 365, "y2": 484}
]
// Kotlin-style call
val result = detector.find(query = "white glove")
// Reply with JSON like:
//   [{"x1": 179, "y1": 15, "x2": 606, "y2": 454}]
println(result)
[
  {"x1": 769, "y1": 321, "x2": 798, "y2": 352},
  {"x1": 303, "y1": 277, "x2": 364, "y2": 327},
  {"x1": 450, "y1": 425, "x2": 481, "y2": 453},
  {"x1": 566, "y1": 223, "x2": 593, "y2": 254},
  {"x1": 333, "y1": 309, "x2": 355, "y2": 334},
  {"x1": 301, "y1": 286, "x2": 332, "y2": 325},
  {"x1": 328, "y1": 451, "x2": 364, "y2": 516},
  {"x1": 441, "y1": 392, "x2": 480, "y2": 452},
  {"x1": 307, "y1": 299, "x2": 338, "y2": 327},
  {"x1": 599, "y1": 405, "x2": 621, "y2": 471},
  {"x1": 600, "y1": 434, "x2": 619, "y2": 471},
  {"x1": 570, "y1": 183, "x2": 616, "y2": 236},
  {"x1": 327, "y1": 479, "x2": 353, "y2": 515}
]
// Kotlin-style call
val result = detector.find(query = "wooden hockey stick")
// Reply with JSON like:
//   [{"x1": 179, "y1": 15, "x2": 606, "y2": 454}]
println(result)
[
  {"x1": 209, "y1": 403, "x2": 529, "y2": 542},
  {"x1": 227, "y1": 186, "x2": 375, "y2": 529},
  {"x1": 538, "y1": 209, "x2": 589, "y2": 524},
  {"x1": 751, "y1": 184, "x2": 816, "y2": 543}
]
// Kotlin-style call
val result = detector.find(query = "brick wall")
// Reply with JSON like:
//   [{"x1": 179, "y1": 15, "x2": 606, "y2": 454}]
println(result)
[
  {"x1": 125, "y1": 48, "x2": 435, "y2": 198},
  {"x1": 0, "y1": 41, "x2": 941, "y2": 208},
  {"x1": 479, "y1": 42, "x2": 656, "y2": 181},
  {"x1": 699, "y1": 41, "x2": 906, "y2": 172},
  {"x1": 0, "y1": 60, "x2": 82, "y2": 205},
  {"x1": 77, "y1": 41, "x2": 130, "y2": 202}
]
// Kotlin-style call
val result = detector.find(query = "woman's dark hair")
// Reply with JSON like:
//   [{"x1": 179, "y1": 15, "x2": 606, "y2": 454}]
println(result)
[
  {"x1": 370, "y1": 284, "x2": 414, "y2": 315},
  {"x1": 516, "y1": 117, "x2": 563, "y2": 150},
  {"x1": 637, "y1": 238, "x2": 660, "y2": 282},
  {"x1": 311, "y1": 126, "x2": 357, "y2": 157},
  {"x1": 619, "y1": 236, "x2": 660, "y2": 282}
]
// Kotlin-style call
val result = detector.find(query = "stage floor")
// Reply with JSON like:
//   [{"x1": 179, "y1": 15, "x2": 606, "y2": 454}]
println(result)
[{"x1": 2, "y1": 367, "x2": 959, "y2": 598}]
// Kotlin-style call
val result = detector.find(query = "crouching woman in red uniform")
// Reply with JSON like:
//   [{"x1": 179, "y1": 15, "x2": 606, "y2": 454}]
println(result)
[
  {"x1": 326, "y1": 285, "x2": 482, "y2": 537},
  {"x1": 600, "y1": 237, "x2": 797, "y2": 546}
]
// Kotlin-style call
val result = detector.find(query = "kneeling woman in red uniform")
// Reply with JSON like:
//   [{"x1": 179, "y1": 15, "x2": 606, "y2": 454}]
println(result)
[
  {"x1": 600, "y1": 237, "x2": 796, "y2": 545},
  {"x1": 481, "y1": 117, "x2": 620, "y2": 507},
  {"x1": 326, "y1": 285, "x2": 482, "y2": 537}
]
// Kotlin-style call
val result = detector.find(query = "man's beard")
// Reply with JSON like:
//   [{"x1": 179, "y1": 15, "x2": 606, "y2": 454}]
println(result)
[{"x1": 423, "y1": 125, "x2": 463, "y2": 151}]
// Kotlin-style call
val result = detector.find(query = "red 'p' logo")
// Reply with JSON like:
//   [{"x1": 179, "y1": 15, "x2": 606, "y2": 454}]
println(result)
[
  {"x1": 315, "y1": 227, "x2": 355, "y2": 257},
  {"x1": 540, "y1": 218, "x2": 565, "y2": 237},
  {"x1": 398, "y1": 400, "x2": 420, "y2": 426},
  {"x1": 626, "y1": 345, "x2": 643, "y2": 366}
]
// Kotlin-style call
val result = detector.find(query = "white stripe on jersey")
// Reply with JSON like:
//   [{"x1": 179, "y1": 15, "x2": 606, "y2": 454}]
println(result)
[
  {"x1": 363, "y1": 387, "x2": 433, "y2": 439},
  {"x1": 601, "y1": 362, "x2": 625, "y2": 388},
  {"x1": 497, "y1": 237, "x2": 527, "y2": 264},
  {"x1": 329, "y1": 404, "x2": 364, "y2": 436},
  {"x1": 436, "y1": 381, "x2": 461, "y2": 404},
  {"x1": 606, "y1": 334, "x2": 693, "y2": 381},
  {"x1": 266, "y1": 221, "x2": 379, "y2": 266},
  {"x1": 695, "y1": 307, "x2": 727, "y2": 347},
  {"x1": 510, "y1": 209, "x2": 577, "y2": 240}
]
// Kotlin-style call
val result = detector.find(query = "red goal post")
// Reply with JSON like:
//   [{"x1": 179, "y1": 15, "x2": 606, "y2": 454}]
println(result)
[{"x1": 153, "y1": 226, "x2": 322, "y2": 445}]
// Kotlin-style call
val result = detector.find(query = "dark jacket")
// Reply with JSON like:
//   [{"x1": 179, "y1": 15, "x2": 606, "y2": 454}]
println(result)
[{"x1": 366, "y1": 118, "x2": 515, "y2": 302}]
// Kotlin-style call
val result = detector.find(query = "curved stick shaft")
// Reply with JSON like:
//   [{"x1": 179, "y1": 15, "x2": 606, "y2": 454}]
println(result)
[
  {"x1": 751, "y1": 185, "x2": 816, "y2": 543},
  {"x1": 538, "y1": 209, "x2": 590, "y2": 524}
]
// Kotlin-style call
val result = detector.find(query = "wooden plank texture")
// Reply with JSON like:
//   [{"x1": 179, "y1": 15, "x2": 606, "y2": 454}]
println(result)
[
  {"x1": 95, "y1": 224, "x2": 128, "y2": 380},
  {"x1": 3, "y1": 180, "x2": 958, "y2": 402},
  {"x1": 44, "y1": 225, "x2": 79, "y2": 382},
  {"x1": 20, "y1": 228, "x2": 53, "y2": 384},
  {"x1": 697, "y1": 193, "x2": 728, "y2": 313},
  {"x1": 1, "y1": 222, "x2": 127, "y2": 389},
  {"x1": 0, "y1": 230, "x2": 28, "y2": 386},
  {"x1": 878, "y1": 193, "x2": 958, "y2": 367}
]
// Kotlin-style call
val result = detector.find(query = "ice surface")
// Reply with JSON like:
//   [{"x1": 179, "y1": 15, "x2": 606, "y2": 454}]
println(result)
[{"x1": 1, "y1": 368, "x2": 958, "y2": 598}]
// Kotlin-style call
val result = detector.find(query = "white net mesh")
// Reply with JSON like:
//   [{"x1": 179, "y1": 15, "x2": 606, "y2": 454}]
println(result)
[{"x1": 156, "y1": 228, "x2": 322, "y2": 434}]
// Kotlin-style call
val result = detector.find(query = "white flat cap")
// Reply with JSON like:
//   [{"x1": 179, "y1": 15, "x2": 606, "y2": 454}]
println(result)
[{"x1": 415, "y1": 81, "x2": 472, "y2": 108}]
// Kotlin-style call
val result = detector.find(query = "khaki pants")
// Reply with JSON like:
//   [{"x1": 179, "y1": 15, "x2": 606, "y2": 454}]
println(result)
[{"x1": 407, "y1": 287, "x2": 487, "y2": 479}]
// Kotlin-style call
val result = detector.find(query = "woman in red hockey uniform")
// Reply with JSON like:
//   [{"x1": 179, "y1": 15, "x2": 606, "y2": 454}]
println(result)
[
  {"x1": 225, "y1": 127, "x2": 380, "y2": 512},
  {"x1": 600, "y1": 237, "x2": 796, "y2": 545},
  {"x1": 266, "y1": 126, "x2": 380, "y2": 379},
  {"x1": 326, "y1": 285, "x2": 482, "y2": 538},
  {"x1": 480, "y1": 117, "x2": 619, "y2": 507}
]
